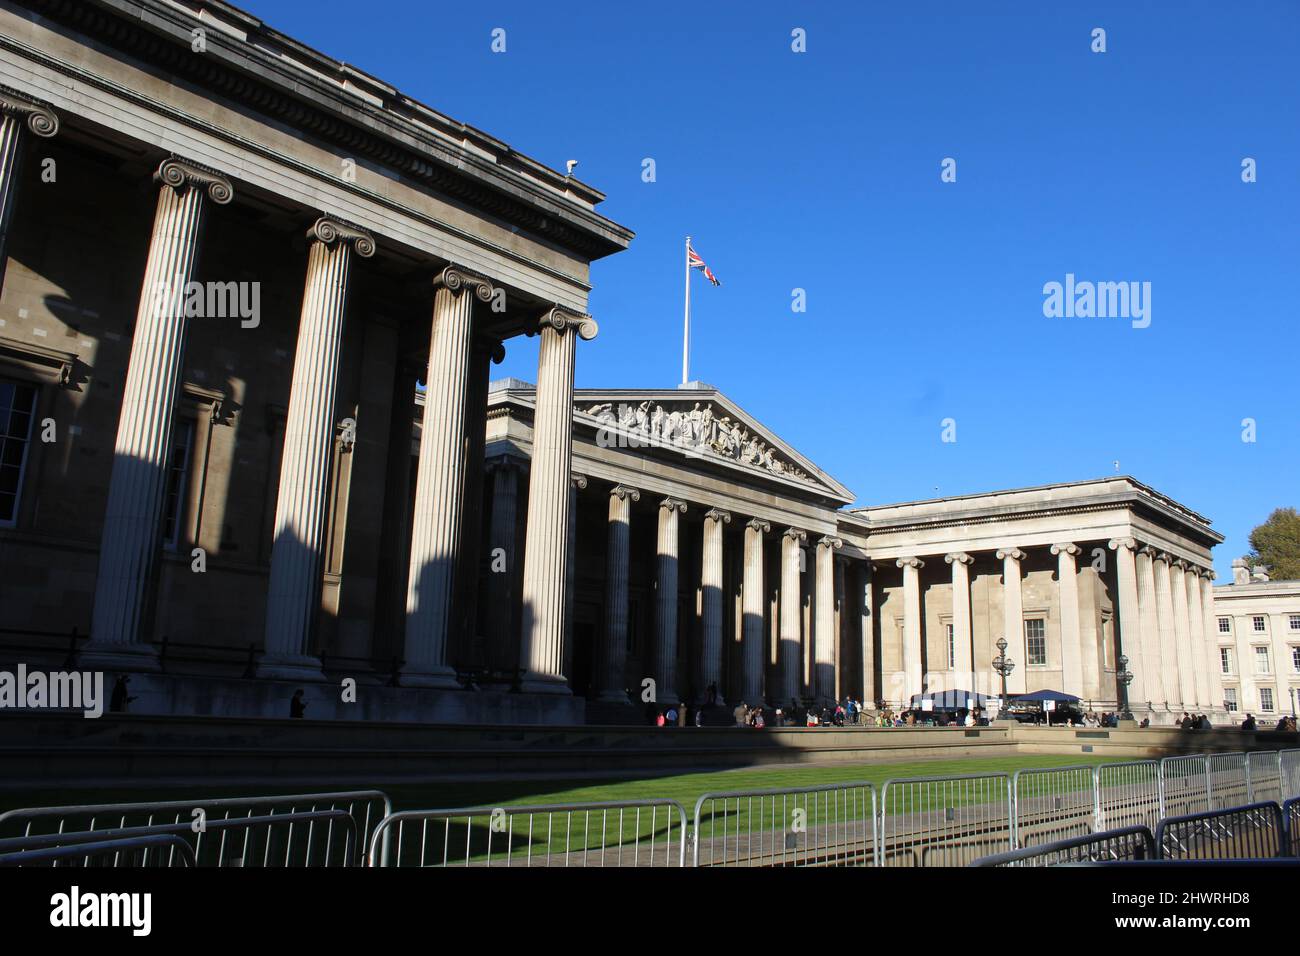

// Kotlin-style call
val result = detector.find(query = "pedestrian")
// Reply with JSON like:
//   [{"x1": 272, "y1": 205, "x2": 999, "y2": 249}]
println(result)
[
  {"x1": 290, "y1": 688, "x2": 307, "y2": 719},
  {"x1": 693, "y1": 707, "x2": 704, "y2": 727},
  {"x1": 1180, "y1": 712, "x2": 1193, "y2": 730},
  {"x1": 677, "y1": 703, "x2": 687, "y2": 727},
  {"x1": 109, "y1": 675, "x2": 136, "y2": 714},
  {"x1": 665, "y1": 705, "x2": 678, "y2": 725},
  {"x1": 1241, "y1": 713, "x2": 1257, "y2": 731},
  {"x1": 733, "y1": 701, "x2": 748, "y2": 727}
]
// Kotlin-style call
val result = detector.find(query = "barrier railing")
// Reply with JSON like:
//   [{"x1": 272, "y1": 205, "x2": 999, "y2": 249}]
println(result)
[
  {"x1": 0, "y1": 790, "x2": 390, "y2": 867},
  {"x1": 1284, "y1": 798, "x2": 1300, "y2": 857},
  {"x1": 0, "y1": 834, "x2": 198, "y2": 868},
  {"x1": 1281, "y1": 750, "x2": 1300, "y2": 799},
  {"x1": 879, "y1": 773, "x2": 1012, "y2": 866},
  {"x1": 690, "y1": 782, "x2": 877, "y2": 867},
  {"x1": 1207, "y1": 751, "x2": 1251, "y2": 809},
  {"x1": 969, "y1": 825, "x2": 1156, "y2": 867},
  {"x1": 1247, "y1": 751, "x2": 1283, "y2": 804},
  {"x1": 1159, "y1": 754, "x2": 1210, "y2": 818},
  {"x1": 0, "y1": 810, "x2": 357, "y2": 867},
  {"x1": 1155, "y1": 802, "x2": 1284, "y2": 860},
  {"x1": 1096, "y1": 760, "x2": 1162, "y2": 832},
  {"x1": 1011, "y1": 765, "x2": 1097, "y2": 849},
  {"x1": 367, "y1": 800, "x2": 689, "y2": 867}
]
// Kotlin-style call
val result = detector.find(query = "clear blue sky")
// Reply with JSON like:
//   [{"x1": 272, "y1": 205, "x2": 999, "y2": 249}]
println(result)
[{"x1": 252, "y1": 0, "x2": 1298, "y2": 576}]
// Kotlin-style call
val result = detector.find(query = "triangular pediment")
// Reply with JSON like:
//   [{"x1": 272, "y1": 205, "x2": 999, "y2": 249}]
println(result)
[{"x1": 573, "y1": 386, "x2": 853, "y2": 503}]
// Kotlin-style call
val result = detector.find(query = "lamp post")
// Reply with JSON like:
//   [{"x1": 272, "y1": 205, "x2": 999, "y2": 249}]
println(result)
[
  {"x1": 1290, "y1": 687, "x2": 1296, "y2": 719},
  {"x1": 1116, "y1": 653, "x2": 1134, "y2": 722},
  {"x1": 992, "y1": 637, "x2": 1015, "y2": 716}
]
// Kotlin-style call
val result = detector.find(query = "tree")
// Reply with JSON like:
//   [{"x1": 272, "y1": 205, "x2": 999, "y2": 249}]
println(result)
[{"x1": 1246, "y1": 508, "x2": 1300, "y2": 581}]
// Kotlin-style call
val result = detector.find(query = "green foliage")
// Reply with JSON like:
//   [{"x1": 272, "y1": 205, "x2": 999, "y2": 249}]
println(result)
[{"x1": 1246, "y1": 507, "x2": 1300, "y2": 581}]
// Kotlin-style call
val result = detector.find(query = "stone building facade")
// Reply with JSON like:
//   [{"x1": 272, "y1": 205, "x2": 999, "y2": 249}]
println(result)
[{"x1": 1213, "y1": 563, "x2": 1300, "y2": 720}]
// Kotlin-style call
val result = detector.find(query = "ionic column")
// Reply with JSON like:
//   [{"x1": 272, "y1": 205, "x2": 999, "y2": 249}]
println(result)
[
  {"x1": 485, "y1": 456, "x2": 523, "y2": 673},
  {"x1": 1152, "y1": 552, "x2": 1180, "y2": 706},
  {"x1": 945, "y1": 552, "x2": 974, "y2": 683},
  {"x1": 518, "y1": 308, "x2": 598, "y2": 693},
  {"x1": 562, "y1": 474, "x2": 587, "y2": 680},
  {"x1": 596, "y1": 485, "x2": 639, "y2": 703},
  {"x1": 394, "y1": 267, "x2": 495, "y2": 685},
  {"x1": 897, "y1": 556, "x2": 924, "y2": 702},
  {"x1": 0, "y1": 90, "x2": 58, "y2": 276},
  {"x1": 1171, "y1": 559, "x2": 1196, "y2": 706},
  {"x1": 1201, "y1": 571, "x2": 1225, "y2": 712},
  {"x1": 699, "y1": 509, "x2": 731, "y2": 703},
  {"x1": 1185, "y1": 566, "x2": 1210, "y2": 708},
  {"x1": 997, "y1": 548, "x2": 1027, "y2": 695},
  {"x1": 84, "y1": 158, "x2": 232, "y2": 669},
  {"x1": 740, "y1": 519, "x2": 770, "y2": 705},
  {"x1": 1135, "y1": 546, "x2": 1163, "y2": 711},
  {"x1": 259, "y1": 217, "x2": 374, "y2": 679},
  {"x1": 814, "y1": 536, "x2": 841, "y2": 703},
  {"x1": 780, "y1": 528, "x2": 807, "y2": 704},
  {"x1": 859, "y1": 563, "x2": 875, "y2": 706},
  {"x1": 1109, "y1": 538, "x2": 1142, "y2": 706},
  {"x1": 652, "y1": 498, "x2": 688, "y2": 705},
  {"x1": 1050, "y1": 543, "x2": 1084, "y2": 698},
  {"x1": 834, "y1": 554, "x2": 848, "y2": 702}
]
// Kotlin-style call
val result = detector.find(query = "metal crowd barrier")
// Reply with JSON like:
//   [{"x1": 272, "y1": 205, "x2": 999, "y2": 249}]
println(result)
[
  {"x1": 970, "y1": 825, "x2": 1156, "y2": 867},
  {"x1": 1159, "y1": 754, "x2": 1210, "y2": 818},
  {"x1": 1247, "y1": 751, "x2": 1283, "y2": 804},
  {"x1": 367, "y1": 800, "x2": 689, "y2": 867},
  {"x1": 1155, "y1": 801, "x2": 1285, "y2": 861},
  {"x1": 1207, "y1": 751, "x2": 1251, "y2": 809},
  {"x1": 0, "y1": 834, "x2": 198, "y2": 868},
  {"x1": 0, "y1": 789, "x2": 390, "y2": 867},
  {"x1": 1280, "y1": 749, "x2": 1300, "y2": 798},
  {"x1": 1011, "y1": 765, "x2": 1097, "y2": 849},
  {"x1": 0, "y1": 810, "x2": 357, "y2": 867},
  {"x1": 1096, "y1": 760, "x2": 1162, "y2": 832},
  {"x1": 879, "y1": 773, "x2": 1012, "y2": 866},
  {"x1": 691, "y1": 782, "x2": 877, "y2": 867}
]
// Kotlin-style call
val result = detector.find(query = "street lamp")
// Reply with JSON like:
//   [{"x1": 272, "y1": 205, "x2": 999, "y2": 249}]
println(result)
[
  {"x1": 1289, "y1": 687, "x2": 1296, "y2": 719},
  {"x1": 1116, "y1": 653, "x2": 1134, "y2": 722},
  {"x1": 992, "y1": 637, "x2": 1015, "y2": 715}
]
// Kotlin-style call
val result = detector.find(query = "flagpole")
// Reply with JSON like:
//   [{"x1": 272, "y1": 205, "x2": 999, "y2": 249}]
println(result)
[{"x1": 682, "y1": 235, "x2": 691, "y2": 386}]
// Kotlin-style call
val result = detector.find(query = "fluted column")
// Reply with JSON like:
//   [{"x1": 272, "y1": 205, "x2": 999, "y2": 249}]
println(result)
[
  {"x1": 596, "y1": 485, "x2": 639, "y2": 702},
  {"x1": 562, "y1": 474, "x2": 587, "y2": 681},
  {"x1": 1109, "y1": 538, "x2": 1141, "y2": 707},
  {"x1": 779, "y1": 528, "x2": 807, "y2": 704},
  {"x1": 1186, "y1": 566, "x2": 1210, "y2": 708},
  {"x1": 0, "y1": 91, "x2": 58, "y2": 279},
  {"x1": 518, "y1": 308, "x2": 598, "y2": 693},
  {"x1": 1152, "y1": 552, "x2": 1180, "y2": 706},
  {"x1": 814, "y1": 536, "x2": 841, "y2": 703},
  {"x1": 897, "y1": 557, "x2": 924, "y2": 702},
  {"x1": 84, "y1": 158, "x2": 232, "y2": 669},
  {"x1": 1050, "y1": 543, "x2": 1083, "y2": 698},
  {"x1": 945, "y1": 552, "x2": 974, "y2": 683},
  {"x1": 834, "y1": 554, "x2": 848, "y2": 701},
  {"x1": 485, "y1": 456, "x2": 523, "y2": 673},
  {"x1": 741, "y1": 519, "x2": 770, "y2": 705},
  {"x1": 259, "y1": 217, "x2": 374, "y2": 679},
  {"x1": 859, "y1": 563, "x2": 875, "y2": 705},
  {"x1": 699, "y1": 509, "x2": 731, "y2": 702},
  {"x1": 997, "y1": 548, "x2": 1027, "y2": 695},
  {"x1": 651, "y1": 498, "x2": 688, "y2": 705},
  {"x1": 1135, "y1": 546, "x2": 1163, "y2": 711},
  {"x1": 1171, "y1": 559, "x2": 1196, "y2": 706},
  {"x1": 1201, "y1": 571, "x2": 1224, "y2": 711}
]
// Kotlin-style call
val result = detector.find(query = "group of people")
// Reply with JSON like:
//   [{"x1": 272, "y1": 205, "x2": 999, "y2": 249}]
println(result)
[{"x1": 1176, "y1": 711, "x2": 1215, "y2": 730}]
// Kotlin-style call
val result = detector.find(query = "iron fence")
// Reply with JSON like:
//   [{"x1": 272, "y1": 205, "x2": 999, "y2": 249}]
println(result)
[
  {"x1": 1096, "y1": 760, "x2": 1162, "y2": 832},
  {"x1": 1279, "y1": 750, "x2": 1300, "y2": 801},
  {"x1": 691, "y1": 782, "x2": 877, "y2": 867},
  {"x1": 0, "y1": 834, "x2": 198, "y2": 868},
  {"x1": 1247, "y1": 751, "x2": 1283, "y2": 804},
  {"x1": 1011, "y1": 765, "x2": 1098, "y2": 849},
  {"x1": 1159, "y1": 754, "x2": 1210, "y2": 817},
  {"x1": 879, "y1": 773, "x2": 1012, "y2": 866},
  {"x1": 1155, "y1": 802, "x2": 1284, "y2": 860},
  {"x1": 969, "y1": 825, "x2": 1155, "y2": 867},
  {"x1": 1207, "y1": 751, "x2": 1251, "y2": 809}
]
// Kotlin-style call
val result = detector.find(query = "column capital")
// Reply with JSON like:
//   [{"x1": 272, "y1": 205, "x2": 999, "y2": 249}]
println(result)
[
  {"x1": 1050, "y1": 542, "x2": 1082, "y2": 557},
  {"x1": 155, "y1": 156, "x2": 233, "y2": 204},
  {"x1": 1200, "y1": 567, "x2": 1216, "y2": 580},
  {"x1": 817, "y1": 535, "x2": 843, "y2": 551},
  {"x1": 1138, "y1": 543, "x2": 1158, "y2": 558},
  {"x1": 308, "y1": 216, "x2": 375, "y2": 257},
  {"x1": 435, "y1": 264, "x2": 498, "y2": 302},
  {"x1": 0, "y1": 87, "x2": 59, "y2": 137},
  {"x1": 1171, "y1": 557, "x2": 1191, "y2": 571},
  {"x1": 996, "y1": 547, "x2": 1026, "y2": 561},
  {"x1": 1107, "y1": 537, "x2": 1137, "y2": 553},
  {"x1": 746, "y1": 517, "x2": 771, "y2": 534},
  {"x1": 471, "y1": 333, "x2": 506, "y2": 364},
  {"x1": 609, "y1": 484, "x2": 641, "y2": 503},
  {"x1": 659, "y1": 497, "x2": 687, "y2": 515},
  {"x1": 486, "y1": 453, "x2": 526, "y2": 475},
  {"x1": 571, "y1": 474, "x2": 588, "y2": 491},
  {"x1": 704, "y1": 508, "x2": 732, "y2": 525},
  {"x1": 782, "y1": 527, "x2": 807, "y2": 545},
  {"x1": 538, "y1": 305, "x2": 598, "y2": 341},
  {"x1": 945, "y1": 551, "x2": 974, "y2": 566},
  {"x1": 896, "y1": 556, "x2": 924, "y2": 570}
]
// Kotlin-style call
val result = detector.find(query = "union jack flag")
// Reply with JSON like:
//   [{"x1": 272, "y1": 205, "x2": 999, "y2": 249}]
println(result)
[{"x1": 687, "y1": 241, "x2": 720, "y2": 286}]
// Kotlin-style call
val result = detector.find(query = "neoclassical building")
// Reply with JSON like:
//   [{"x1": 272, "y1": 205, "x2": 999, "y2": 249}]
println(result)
[
  {"x1": 0, "y1": 0, "x2": 1238, "y2": 725},
  {"x1": 1213, "y1": 563, "x2": 1300, "y2": 719}
]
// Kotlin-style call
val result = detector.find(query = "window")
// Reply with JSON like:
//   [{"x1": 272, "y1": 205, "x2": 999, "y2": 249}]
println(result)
[
  {"x1": 1255, "y1": 646, "x2": 1271, "y2": 675},
  {"x1": 1290, "y1": 614, "x2": 1300, "y2": 631},
  {"x1": 1253, "y1": 615, "x2": 1267, "y2": 633},
  {"x1": 1260, "y1": 687, "x2": 1275, "y2": 713},
  {"x1": 1293, "y1": 647, "x2": 1300, "y2": 674},
  {"x1": 1025, "y1": 618, "x2": 1046, "y2": 666},
  {"x1": 1218, "y1": 617, "x2": 1231, "y2": 634},
  {"x1": 0, "y1": 378, "x2": 38, "y2": 525},
  {"x1": 945, "y1": 624, "x2": 955, "y2": 670},
  {"x1": 1224, "y1": 688, "x2": 1238, "y2": 712},
  {"x1": 1220, "y1": 647, "x2": 1232, "y2": 675},
  {"x1": 161, "y1": 419, "x2": 195, "y2": 549}
]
